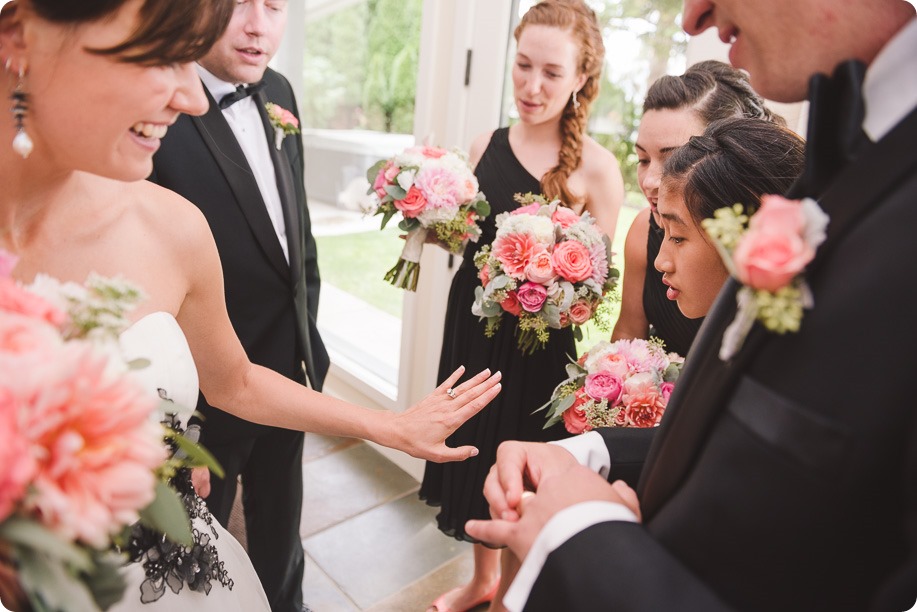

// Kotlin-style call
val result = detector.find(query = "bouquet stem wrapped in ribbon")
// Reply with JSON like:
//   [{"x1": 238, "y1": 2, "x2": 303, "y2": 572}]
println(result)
[
  {"x1": 367, "y1": 145, "x2": 490, "y2": 291},
  {"x1": 472, "y1": 193, "x2": 619, "y2": 354},
  {"x1": 538, "y1": 338, "x2": 683, "y2": 434}
]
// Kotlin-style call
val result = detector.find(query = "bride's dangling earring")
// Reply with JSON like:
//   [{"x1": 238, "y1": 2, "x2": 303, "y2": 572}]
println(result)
[
  {"x1": 571, "y1": 89, "x2": 580, "y2": 110},
  {"x1": 10, "y1": 62, "x2": 33, "y2": 159}
]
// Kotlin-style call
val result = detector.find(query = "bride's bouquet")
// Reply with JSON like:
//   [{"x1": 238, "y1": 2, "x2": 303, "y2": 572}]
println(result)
[
  {"x1": 0, "y1": 251, "x2": 216, "y2": 611},
  {"x1": 366, "y1": 145, "x2": 490, "y2": 291},
  {"x1": 538, "y1": 338, "x2": 683, "y2": 434},
  {"x1": 471, "y1": 193, "x2": 619, "y2": 354}
]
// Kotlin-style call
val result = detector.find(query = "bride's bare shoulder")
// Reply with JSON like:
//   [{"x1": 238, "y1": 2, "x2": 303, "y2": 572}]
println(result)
[{"x1": 129, "y1": 180, "x2": 212, "y2": 239}]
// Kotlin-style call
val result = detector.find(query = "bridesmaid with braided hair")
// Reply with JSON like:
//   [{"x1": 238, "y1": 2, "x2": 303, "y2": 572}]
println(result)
[
  {"x1": 420, "y1": 2, "x2": 624, "y2": 610},
  {"x1": 612, "y1": 60, "x2": 787, "y2": 356}
]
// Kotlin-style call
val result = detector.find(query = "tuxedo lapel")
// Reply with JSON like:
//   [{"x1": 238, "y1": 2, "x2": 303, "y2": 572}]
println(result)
[
  {"x1": 639, "y1": 106, "x2": 917, "y2": 519},
  {"x1": 191, "y1": 90, "x2": 290, "y2": 280},
  {"x1": 254, "y1": 92, "x2": 304, "y2": 284}
]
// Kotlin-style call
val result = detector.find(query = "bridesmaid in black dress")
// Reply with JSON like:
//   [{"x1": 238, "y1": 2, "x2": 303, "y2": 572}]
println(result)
[
  {"x1": 612, "y1": 61, "x2": 787, "y2": 356},
  {"x1": 420, "y1": 2, "x2": 624, "y2": 610}
]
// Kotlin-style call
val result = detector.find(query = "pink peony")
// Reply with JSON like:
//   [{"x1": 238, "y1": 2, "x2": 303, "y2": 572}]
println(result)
[
  {"x1": 595, "y1": 353, "x2": 630, "y2": 379},
  {"x1": 18, "y1": 345, "x2": 165, "y2": 547},
  {"x1": 516, "y1": 282, "x2": 548, "y2": 313},
  {"x1": 0, "y1": 388, "x2": 35, "y2": 522},
  {"x1": 524, "y1": 247, "x2": 555, "y2": 284},
  {"x1": 583, "y1": 371, "x2": 624, "y2": 405},
  {"x1": 733, "y1": 196, "x2": 814, "y2": 292},
  {"x1": 492, "y1": 233, "x2": 541, "y2": 279},
  {"x1": 622, "y1": 391, "x2": 666, "y2": 428},
  {"x1": 660, "y1": 381, "x2": 675, "y2": 402},
  {"x1": 551, "y1": 206, "x2": 580, "y2": 228},
  {"x1": 551, "y1": 241, "x2": 594, "y2": 283},
  {"x1": 373, "y1": 161, "x2": 397, "y2": 198},
  {"x1": 512, "y1": 203, "x2": 541, "y2": 216},
  {"x1": 0, "y1": 277, "x2": 66, "y2": 328},
  {"x1": 0, "y1": 249, "x2": 17, "y2": 278},
  {"x1": 568, "y1": 300, "x2": 593, "y2": 325},
  {"x1": 414, "y1": 165, "x2": 462, "y2": 210},
  {"x1": 500, "y1": 291, "x2": 523, "y2": 316},
  {"x1": 395, "y1": 185, "x2": 428, "y2": 218},
  {"x1": 623, "y1": 371, "x2": 658, "y2": 398},
  {"x1": 478, "y1": 265, "x2": 491, "y2": 288},
  {"x1": 0, "y1": 311, "x2": 63, "y2": 370}
]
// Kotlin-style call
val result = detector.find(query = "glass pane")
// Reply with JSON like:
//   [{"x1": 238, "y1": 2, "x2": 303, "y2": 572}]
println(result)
[{"x1": 302, "y1": 0, "x2": 423, "y2": 388}]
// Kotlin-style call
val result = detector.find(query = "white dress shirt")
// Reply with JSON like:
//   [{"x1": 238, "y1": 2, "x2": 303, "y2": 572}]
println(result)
[
  {"x1": 197, "y1": 65, "x2": 290, "y2": 263},
  {"x1": 505, "y1": 17, "x2": 917, "y2": 610}
]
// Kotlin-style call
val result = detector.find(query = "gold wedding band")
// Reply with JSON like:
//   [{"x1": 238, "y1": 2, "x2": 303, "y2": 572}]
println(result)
[
  {"x1": 521, "y1": 490, "x2": 535, "y2": 501},
  {"x1": 446, "y1": 387, "x2": 457, "y2": 399}
]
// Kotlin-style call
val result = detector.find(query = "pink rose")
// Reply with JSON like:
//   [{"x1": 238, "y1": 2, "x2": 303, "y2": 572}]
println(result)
[
  {"x1": 511, "y1": 203, "x2": 541, "y2": 216},
  {"x1": 622, "y1": 392, "x2": 666, "y2": 428},
  {"x1": 551, "y1": 206, "x2": 580, "y2": 228},
  {"x1": 0, "y1": 249, "x2": 17, "y2": 277},
  {"x1": 500, "y1": 290, "x2": 523, "y2": 316},
  {"x1": 563, "y1": 405, "x2": 591, "y2": 435},
  {"x1": 623, "y1": 371, "x2": 658, "y2": 398},
  {"x1": 395, "y1": 185, "x2": 428, "y2": 218},
  {"x1": 0, "y1": 312, "x2": 63, "y2": 368},
  {"x1": 551, "y1": 241, "x2": 594, "y2": 283},
  {"x1": 278, "y1": 108, "x2": 298, "y2": 128},
  {"x1": 373, "y1": 161, "x2": 397, "y2": 198},
  {"x1": 492, "y1": 233, "x2": 540, "y2": 278},
  {"x1": 516, "y1": 282, "x2": 548, "y2": 313},
  {"x1": 20, "y1": 345, "x2": 166, "y2": 547},
  {"x1": 524, "y1": 247, "x2": 555, "y2": 284},
  {"x1": 420, "y1": 146, "x2": 447, "y2": 159},
  {"x1": 733, "y1": 196, "x2": 814, "y2": 292},
  {"x1": 583, "y1": 371, "x2": 624, "y2": 404},
  {"x1": 0, "y1": 388, "x2": 35, "y2": 522},
  {"x1": 478, "y1": 265, "x2": 491, "y2": 287},
  {"x1": 660, "y1": 381, "x2": 675, "y2": 402},
  {"x1": 0, "y1": 277, "x2": 66, "y2": 328},
  {"x1": 568, "y1": 300, "x2": 592, "y2": 325}
]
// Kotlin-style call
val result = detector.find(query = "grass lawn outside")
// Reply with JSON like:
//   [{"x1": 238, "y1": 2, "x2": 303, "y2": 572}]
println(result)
[{"x1": 315, "y1": 202, "x2": 645, "y2": 354}]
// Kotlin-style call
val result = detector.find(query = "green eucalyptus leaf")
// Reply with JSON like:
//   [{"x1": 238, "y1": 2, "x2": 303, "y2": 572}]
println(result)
[
  {"x1": 170, "y1": 435, "x2": 225, "y2": 478},
  {"x1": 384, "y1": 184, "x2": 407, "y2": 200},
  {"x1": 137, "y1": 481, "x2": 193, "y2": 547},
  {"x1": 365, "y1": 159, "x2": 386, "y2": 186}
]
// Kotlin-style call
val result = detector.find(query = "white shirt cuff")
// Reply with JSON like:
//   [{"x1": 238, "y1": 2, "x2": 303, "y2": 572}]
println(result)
[
  {"x1": 549, "y1": 430, "x2": 611, "y2": 477},
  {"x1": 503, "y1": 501, "x2": 638, "y2": 611}
]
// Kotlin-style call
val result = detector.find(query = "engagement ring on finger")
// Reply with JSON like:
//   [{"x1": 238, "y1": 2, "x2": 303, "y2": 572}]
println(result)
[{"x1": 446, "y1": 388, "x2": 457, "y2": 399}]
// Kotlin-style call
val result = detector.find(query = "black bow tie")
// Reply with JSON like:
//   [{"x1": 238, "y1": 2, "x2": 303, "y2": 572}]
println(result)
[
  {"x1": 218, "y1": 81, "x2": 267, "y2": 109},
  {"x1": 788, "y1": 59, "x2": 869, "y2": 199}
]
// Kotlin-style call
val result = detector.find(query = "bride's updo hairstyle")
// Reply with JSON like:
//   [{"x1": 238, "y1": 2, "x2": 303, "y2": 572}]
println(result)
[
  {"x1": 21, "y1": 0, "x2": 233, "y2": 65},
  {"x1": 515, "y1": 0, "x2": 605, "y2": 208},
  {"x1": 645, "y1": 60, "x2": 785, "y2": 126},
  {"x1": 661, "y1": 117, "x2": 805, "y2": 227}
]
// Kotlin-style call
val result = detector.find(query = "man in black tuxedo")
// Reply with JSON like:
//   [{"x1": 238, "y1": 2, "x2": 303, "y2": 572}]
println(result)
[
  {"x1": 466, "y1": 1, "x2": 917, "y2": 610},
  {"x1": 149, "y1": 1, "x2": 328, "y2": 610}
]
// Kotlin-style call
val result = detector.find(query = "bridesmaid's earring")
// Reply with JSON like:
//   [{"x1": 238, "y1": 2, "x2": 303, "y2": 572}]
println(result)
[
  {"x1": 571, "y1": 89, "x2": 580, "y2": 110},
  {"x1": 10, "y1": 64, "x2": 33, "y2": 159}
]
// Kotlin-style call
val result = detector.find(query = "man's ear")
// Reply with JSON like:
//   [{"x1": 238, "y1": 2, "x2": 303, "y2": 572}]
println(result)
[{"x1": 0, "y1": 1, "x2": 28, "y2": 75}]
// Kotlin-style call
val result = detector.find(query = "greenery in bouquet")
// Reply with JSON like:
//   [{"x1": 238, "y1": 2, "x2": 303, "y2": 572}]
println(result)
[
  {"x1": 0, "y1": 251, "x2": 221, "y2": 611},
  {"x1": 538, "y1": 338, "x2": 683, "y2": 434},
  {"x1": 365, "y1": 145, "x2": 490, "y2": 291},
  {"x1": 471, "y1": 193, "x2": 619, "y2": 355}
]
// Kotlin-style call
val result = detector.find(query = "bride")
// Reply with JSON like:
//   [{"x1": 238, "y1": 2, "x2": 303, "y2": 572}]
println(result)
[{"x1": 0, "y1": 0, "x2": 502, "y2": 609}]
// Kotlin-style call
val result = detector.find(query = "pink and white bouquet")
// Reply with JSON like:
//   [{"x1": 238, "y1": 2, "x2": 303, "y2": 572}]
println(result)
[
  {"x1": 472, "y1": 193, "x2": 619, "y2": 354},
  {"x1": 366, "y1": 145, "x2": 490, "y2": 291},
  {"x1": 0, "y1": 251, "x2": 209, "y2": 611},
  {"x1": 539, "y1": 338, "x2": 683, "y2": 434}
]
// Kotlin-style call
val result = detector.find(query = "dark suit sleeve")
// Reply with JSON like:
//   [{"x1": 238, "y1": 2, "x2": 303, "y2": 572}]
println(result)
[
  {"x1": 596, "y1": 427, "x2": 655, "y2": 488},
  {"x1": 524, "y1": 522, "x2": 733, "y2": 611}
]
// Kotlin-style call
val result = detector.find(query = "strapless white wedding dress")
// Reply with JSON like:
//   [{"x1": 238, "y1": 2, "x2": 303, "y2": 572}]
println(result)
[{"x1": 114, "y1": 312, "x2": 270, "y2": 611}]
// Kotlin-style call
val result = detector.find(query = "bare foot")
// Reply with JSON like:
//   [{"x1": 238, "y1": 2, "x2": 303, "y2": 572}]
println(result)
[{"x1": 428, "y1": 578, "x2": 500, "y2": 612}]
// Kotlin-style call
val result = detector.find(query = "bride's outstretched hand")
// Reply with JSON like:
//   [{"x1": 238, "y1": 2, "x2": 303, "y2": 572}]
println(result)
[{"x1": 392, "y1": 366, "x2": 501, "y2": 463}]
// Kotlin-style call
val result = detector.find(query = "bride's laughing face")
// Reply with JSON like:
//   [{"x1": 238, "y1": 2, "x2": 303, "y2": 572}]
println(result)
[{"x1": 4, "y1": 0, "x2": 208, "y2": 181}]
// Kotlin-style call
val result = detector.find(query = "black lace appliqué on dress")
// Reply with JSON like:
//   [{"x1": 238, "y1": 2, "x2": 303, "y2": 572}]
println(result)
[{"x1": 126, "y1": 391, "x2": 234, "y2": 604}]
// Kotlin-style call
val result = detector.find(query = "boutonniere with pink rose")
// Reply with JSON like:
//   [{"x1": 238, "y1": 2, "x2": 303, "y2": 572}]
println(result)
[
  {"x1": 702, "y1": 195, "x2": 829, "y2": 361},
  {"x1": 537, "y1": 338, "x2": 683, "y2": 434},
  {"x1": 265, "y1": 102, "x2": 300, "y2": 150}
]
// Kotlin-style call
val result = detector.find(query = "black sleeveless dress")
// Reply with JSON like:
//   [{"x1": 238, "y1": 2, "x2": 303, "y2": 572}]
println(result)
[
  {"x1": 643, "y1": 212, "x2": 703, "y2": 357},
  {"x1": 419, "y1": 128, "x2": 570, "y2": 541}
]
